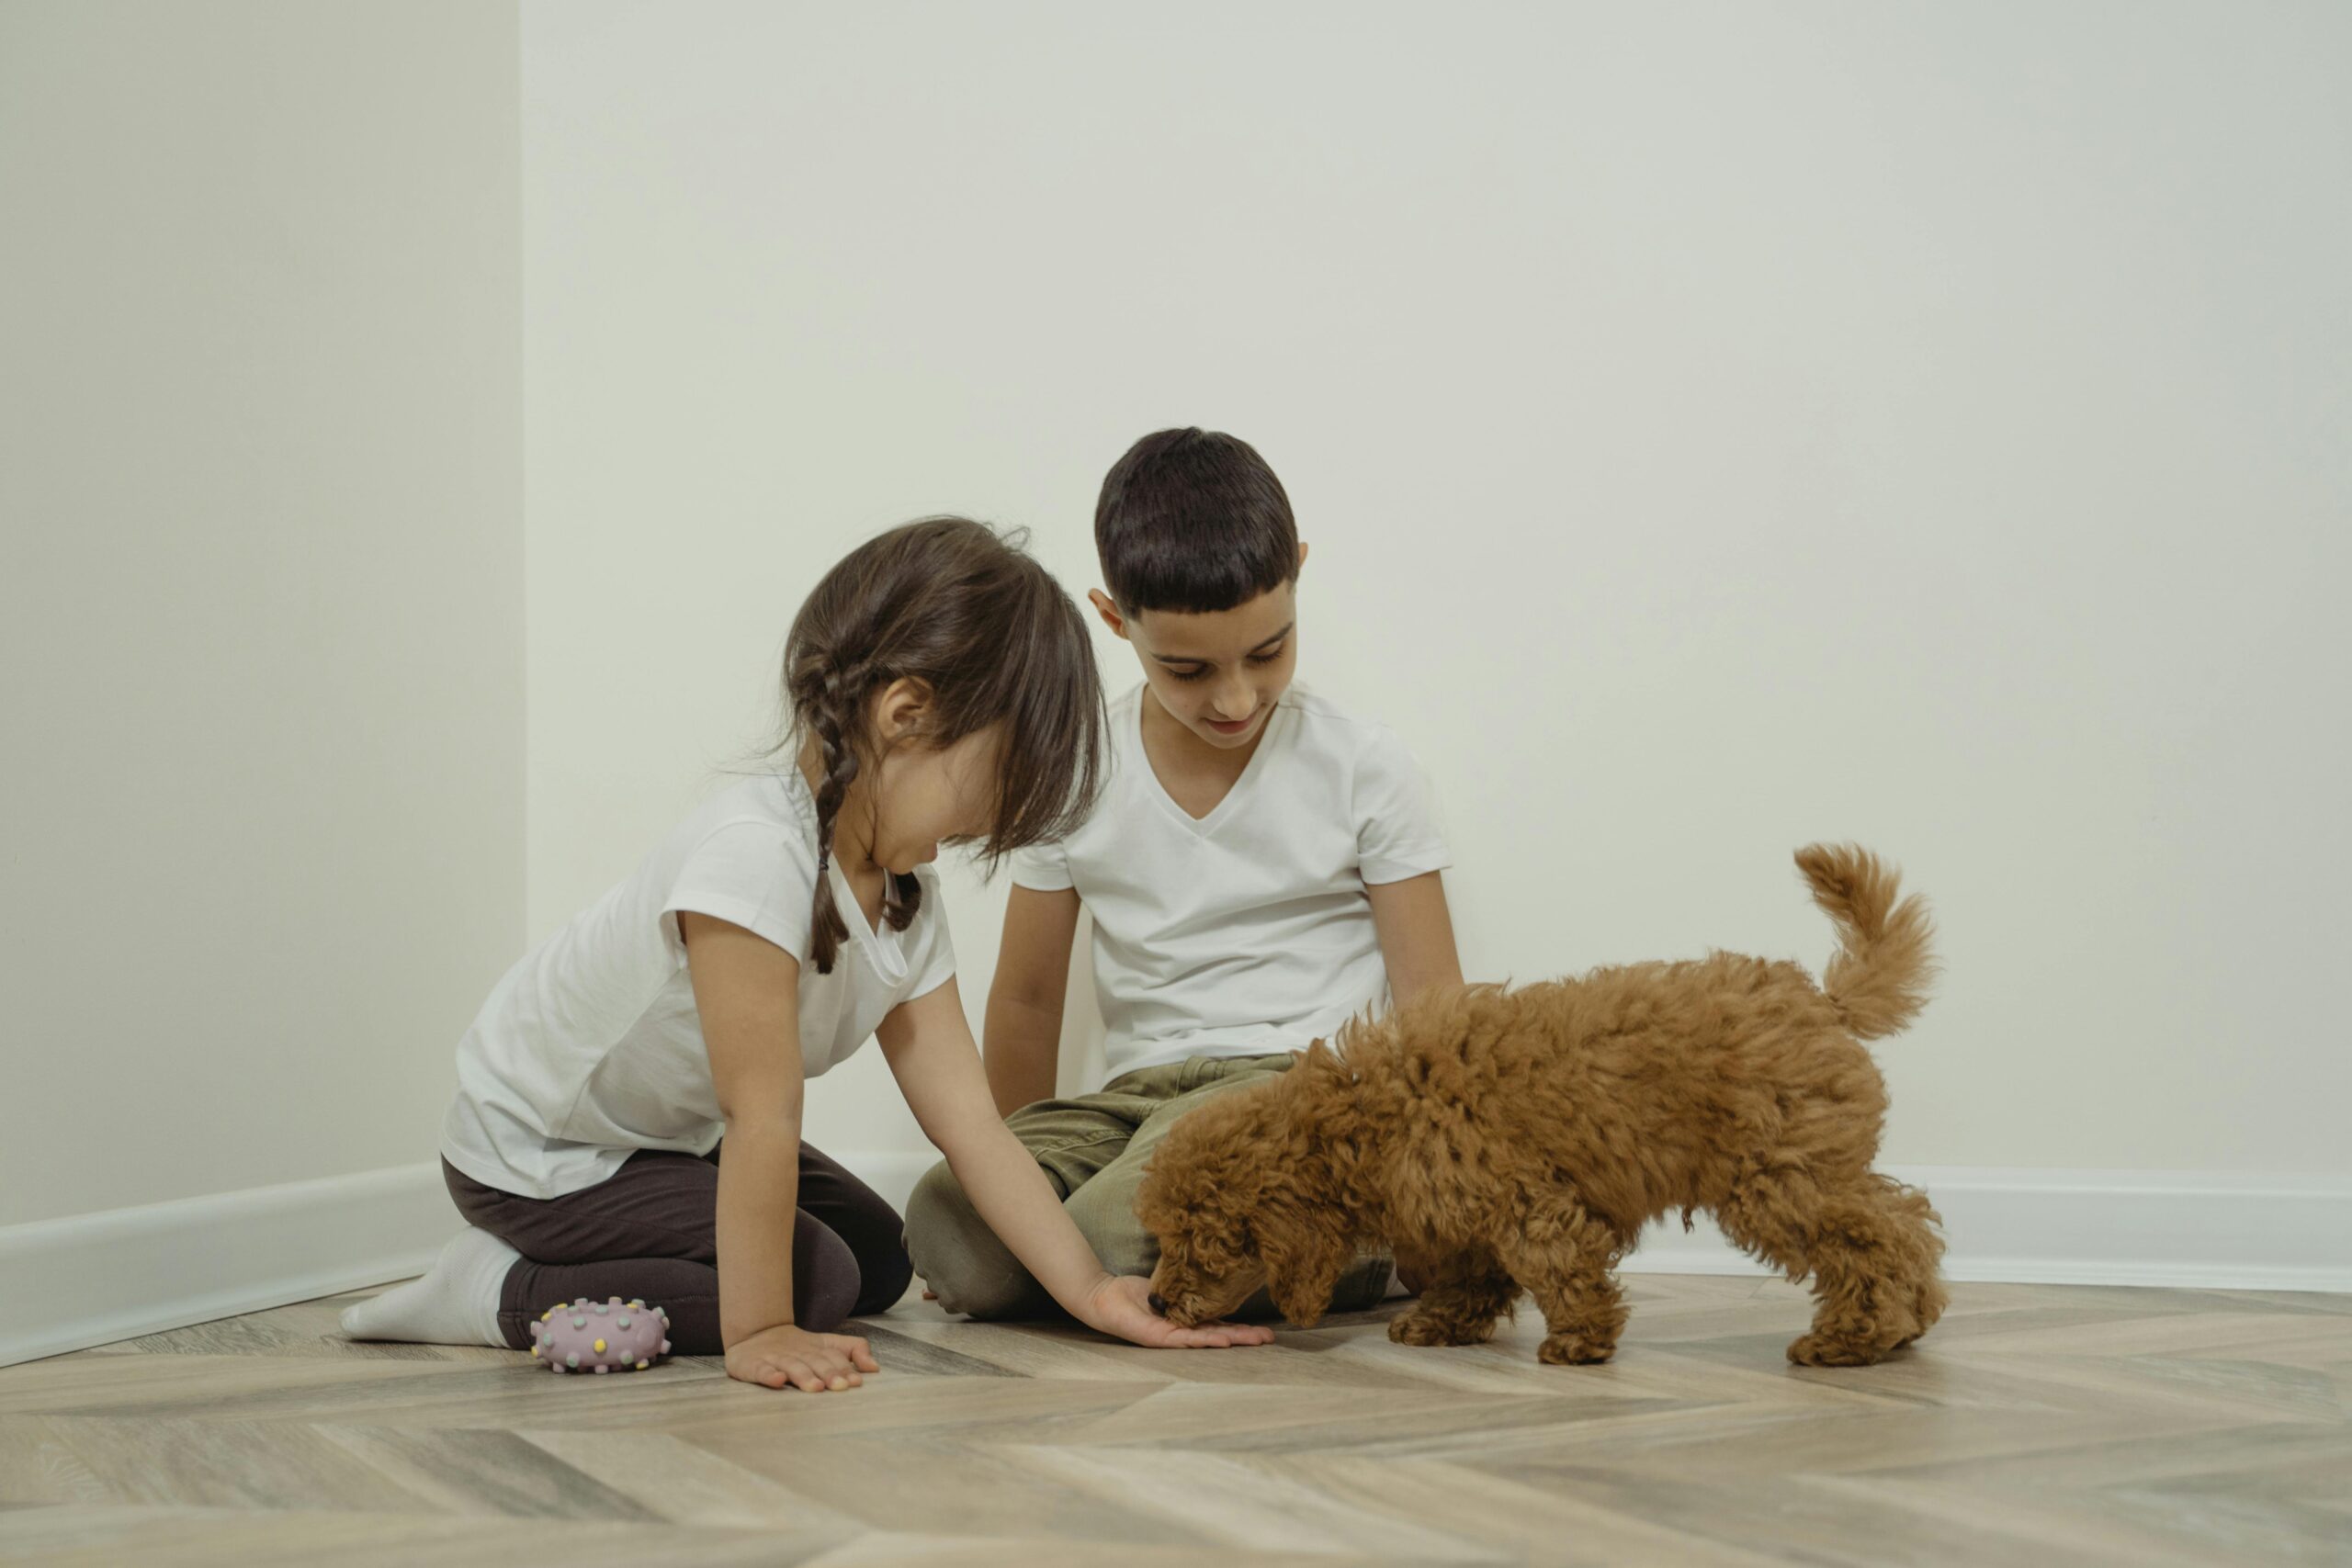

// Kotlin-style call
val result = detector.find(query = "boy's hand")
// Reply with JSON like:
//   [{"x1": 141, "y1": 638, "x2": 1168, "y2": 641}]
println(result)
[
  {"x1": 1075, "y1": 1273, "x2": 1275, "y2": 1349},
  {"x1": 725, "y1": 1323, "x2": 881, "y2": 1392}
]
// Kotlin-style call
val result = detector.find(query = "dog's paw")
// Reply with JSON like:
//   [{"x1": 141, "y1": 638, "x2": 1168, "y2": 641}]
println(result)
[
  {"x1": 1786, "y1": 1333, "x2": 1890, "y2": 1368},
  {"x1": 1536, "y1": 1332, "x2": 1615, "y2": 1366},
  {"x1": 1387, "y1": 1308, "x2": 1492, "y2": 1348}
]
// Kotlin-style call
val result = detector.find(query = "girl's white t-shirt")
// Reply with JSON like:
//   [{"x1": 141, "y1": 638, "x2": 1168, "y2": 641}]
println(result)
[
  {"x1": 441, "y1": 767, "x2": 956, "y2": 1200},
  {"x1": 1010, "y1": 682, "x2": 1449, "y2": 1087}
]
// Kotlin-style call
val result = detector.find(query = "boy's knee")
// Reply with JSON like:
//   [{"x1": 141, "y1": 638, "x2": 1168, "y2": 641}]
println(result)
[
  {"x1": 1331, "y1": 1249, "x2": 1397, "y2": 1314},
  {"x1": 1063, "y1": 1174, "x2": 1156, "y2": 1280},
  {"x1": 902, "y1": 1159, "x2": 1044, "y2": 1320},
  {"x1": 902, "y1": 1159, "x2": 978, "y2": 1262}
]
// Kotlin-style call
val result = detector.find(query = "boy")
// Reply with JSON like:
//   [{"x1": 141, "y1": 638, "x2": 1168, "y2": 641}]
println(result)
[{"x1": 903, "y1": 427, "x2": 1463, "y2": 1318}]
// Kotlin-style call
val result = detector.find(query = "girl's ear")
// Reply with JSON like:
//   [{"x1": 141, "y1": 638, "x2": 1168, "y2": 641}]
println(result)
[{"x1": 874, "y1": 677, "x2": 935, "y2": 741}]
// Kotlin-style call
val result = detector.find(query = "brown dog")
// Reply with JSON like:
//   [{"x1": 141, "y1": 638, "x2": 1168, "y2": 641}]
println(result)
[{"x1": 1137, "y1": 844, "x2": 1947, "y2": 1368}]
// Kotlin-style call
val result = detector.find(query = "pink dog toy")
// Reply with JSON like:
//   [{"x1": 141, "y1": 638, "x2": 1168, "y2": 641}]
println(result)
[{"x1": 529, "y1": 1296, "x2": 672, "y2": 1373}]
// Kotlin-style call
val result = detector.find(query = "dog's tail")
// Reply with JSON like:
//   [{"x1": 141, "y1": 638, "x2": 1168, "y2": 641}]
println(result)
[{"x1": 1796, "y1": 843, "x2": 1937, "y2": 1040}]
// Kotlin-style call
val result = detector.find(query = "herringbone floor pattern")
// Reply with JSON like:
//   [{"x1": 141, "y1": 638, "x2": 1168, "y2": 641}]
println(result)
[{"x1": 2, "y1": 1274, "x2": 2346, "y2": 1566}]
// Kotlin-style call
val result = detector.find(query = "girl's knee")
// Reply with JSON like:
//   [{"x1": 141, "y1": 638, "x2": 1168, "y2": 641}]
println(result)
[
  {"x1": 795, "y1": 1215, "x2": 863, "y2": 1333},
  {"x1": 851, "y1": 1242, "x2": 914, "y2": 1316}
]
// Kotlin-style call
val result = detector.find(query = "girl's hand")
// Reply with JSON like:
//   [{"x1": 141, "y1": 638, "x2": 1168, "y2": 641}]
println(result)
[
  {"x1": 1076, "y1": 1273, "x2": 1275, "y2": 1349},
  {"x1": 725, "y1": 1323, "x2": 881, "y2": 1392}
]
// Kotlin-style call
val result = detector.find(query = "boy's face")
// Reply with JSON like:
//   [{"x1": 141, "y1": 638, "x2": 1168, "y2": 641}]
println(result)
[{"x1": 1091, "y1": 554, "x2": 1304, "y2": 752}]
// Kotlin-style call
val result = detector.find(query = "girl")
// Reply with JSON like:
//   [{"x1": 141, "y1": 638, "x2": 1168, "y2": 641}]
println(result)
[{"x1": 345, "y1": 517, "x2": 1270, "y2": 1390}]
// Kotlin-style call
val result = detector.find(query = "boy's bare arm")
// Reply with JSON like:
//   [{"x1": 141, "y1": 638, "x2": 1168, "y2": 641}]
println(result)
[
  {"x1": 1366, "y1": 870, "x2": 1464, "y2": 1007},
  {"x1": 984, "y1": 885, "x2": 1083, "y2": 1117}
]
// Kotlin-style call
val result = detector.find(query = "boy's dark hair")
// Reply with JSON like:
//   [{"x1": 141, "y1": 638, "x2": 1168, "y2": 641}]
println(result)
[
  {"x1": 1094, "y1": 427, "x2": 1297, "y2": 614},
  {"x1": 772, "y1": 516, "x2": 1105, "y2": 975}
]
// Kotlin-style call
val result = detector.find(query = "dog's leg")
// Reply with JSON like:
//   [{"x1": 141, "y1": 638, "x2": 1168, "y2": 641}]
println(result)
[
  {"x1": 1490, "y1": 1194, "x2": 1628, "y2": 1366},
  {"x1": 1872, "y1": 1174, "x2": 1948, "y2": 1348},
  {"x1": 1717, "y1": 1169, "x2": 1946, "y2": 1366},
  {"x1": 1386, "y1": 1247, "x2": 1518, "y2": 1348}
]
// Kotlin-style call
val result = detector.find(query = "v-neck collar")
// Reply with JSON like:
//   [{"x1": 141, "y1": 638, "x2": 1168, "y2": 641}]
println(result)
[
  {"x1": 778, "y1": 766, "x2": 908, "y2": 978},
  {"x1": 827, "y1": 857, "x2": 909, "y2": 978},
  {"x1": 1134, "y1": 686, "x2": 1285, "y2": 837}
]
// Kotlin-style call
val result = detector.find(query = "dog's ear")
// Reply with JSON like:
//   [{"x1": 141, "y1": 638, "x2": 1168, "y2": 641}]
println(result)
[{"x1": 1256, "y1": 1199, "x2": 1351, "y2": 1328}]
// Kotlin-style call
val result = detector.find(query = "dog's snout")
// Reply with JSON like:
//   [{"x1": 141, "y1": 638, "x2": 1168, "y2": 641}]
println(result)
[{"x1": 1147, "y1": 1292, "x2": 1169, "y2": 1317}]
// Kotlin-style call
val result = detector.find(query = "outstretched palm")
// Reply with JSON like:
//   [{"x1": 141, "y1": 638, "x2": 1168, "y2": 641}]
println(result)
[{"x1": 1081, "y1": 1273, "x2": 1274, "y2": 1349}]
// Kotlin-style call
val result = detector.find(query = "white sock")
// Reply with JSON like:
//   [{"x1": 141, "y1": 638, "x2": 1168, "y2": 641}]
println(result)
[{"x1": 340, "y1": 1227, "x2": 518, "y2": 1347}]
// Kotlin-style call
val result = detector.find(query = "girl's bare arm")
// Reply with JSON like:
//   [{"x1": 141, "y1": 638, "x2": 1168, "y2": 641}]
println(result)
[
  {"x1": 880, "y1": 979, "x2": 1272, "y2": 1350},
  {"x1": 681, "y1": 910, "x2": 879, "y2": 1391}
]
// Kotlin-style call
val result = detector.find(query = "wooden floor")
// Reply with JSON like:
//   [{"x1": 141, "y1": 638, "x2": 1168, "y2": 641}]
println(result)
[{"x1": 2, "y1": 1275, "x2": 2346, "y2": 1567}]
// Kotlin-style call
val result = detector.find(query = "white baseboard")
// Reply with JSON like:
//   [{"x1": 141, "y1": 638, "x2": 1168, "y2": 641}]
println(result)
[
  {"x1": 0, "y1": 1164, "x2": 455, "y2": 1369},
  {"x1": 6, "y1": 1158, "x2": 2342, "y2": 1369},
  {"x1": 1620, "y1": 1165, "x2": 2352, "y2": 1292}
]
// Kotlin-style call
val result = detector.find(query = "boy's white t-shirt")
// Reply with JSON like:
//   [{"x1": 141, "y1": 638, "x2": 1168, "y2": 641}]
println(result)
[
  {"x1": 1012, "y1": 682, "x2": 1449, "y2": 1087},
  {"x1": 441, "y1": 767, "x2": 956, "y2": 1200}
]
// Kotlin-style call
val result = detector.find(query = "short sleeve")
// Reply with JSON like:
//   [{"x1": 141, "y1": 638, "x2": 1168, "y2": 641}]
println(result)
[
  {"x1": 662, "y1": 818, "x2": 815, "y2": 962},
  {"x1": 1009, "y1": 836, "x2": 1075, "y2": 892},
  {"x1": 1352, "y1": 724, "x2": 1452, "y2": 886}
]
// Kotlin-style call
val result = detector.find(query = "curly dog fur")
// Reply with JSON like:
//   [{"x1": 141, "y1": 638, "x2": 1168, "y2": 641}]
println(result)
[{"x1": 1137, "y1": 844, "x2": 1948, "y2": 1368}]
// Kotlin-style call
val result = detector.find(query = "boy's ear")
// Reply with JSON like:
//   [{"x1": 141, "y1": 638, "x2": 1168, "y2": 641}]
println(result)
[
  {"x1": 1295, "y1": 540, "x2": 1309, "y2": 575},
  {"x1": 1086, "y1": 589, "x2": 1129, "y2": 641}
]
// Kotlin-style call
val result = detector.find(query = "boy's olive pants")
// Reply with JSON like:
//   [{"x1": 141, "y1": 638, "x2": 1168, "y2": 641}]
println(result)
[{"x1": 902, "y1": 1051, "x2": 1392, "y2": 1320}]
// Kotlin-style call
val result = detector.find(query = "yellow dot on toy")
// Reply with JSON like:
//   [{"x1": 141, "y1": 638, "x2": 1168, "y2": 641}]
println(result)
[
  {"x1": 540, "y1": 1309, "x2": 550, "y2": 1321},
  {"x1": 635, "y1": 1359, "x2": 649, "y2": 1371},
  {"x1": 593, "y1": 1338, "x2": 605, "y2": 1353},
  {"x1": 530, "y1": 1344, "x2": 540, "y2": 1356}
]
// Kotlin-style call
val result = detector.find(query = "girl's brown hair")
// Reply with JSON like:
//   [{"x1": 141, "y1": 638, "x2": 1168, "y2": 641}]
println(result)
[{"x1": 772, "y1": 516, "x2": 1103, "y2": 975}]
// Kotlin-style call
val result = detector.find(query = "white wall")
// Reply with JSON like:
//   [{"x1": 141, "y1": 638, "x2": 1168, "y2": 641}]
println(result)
[
  {"x1": 0, "y1": 2, "x2": 523, "y2": 1224},
  {"x1": 522, "y1": 2, "x2": 2350, "y2": 1174}
]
